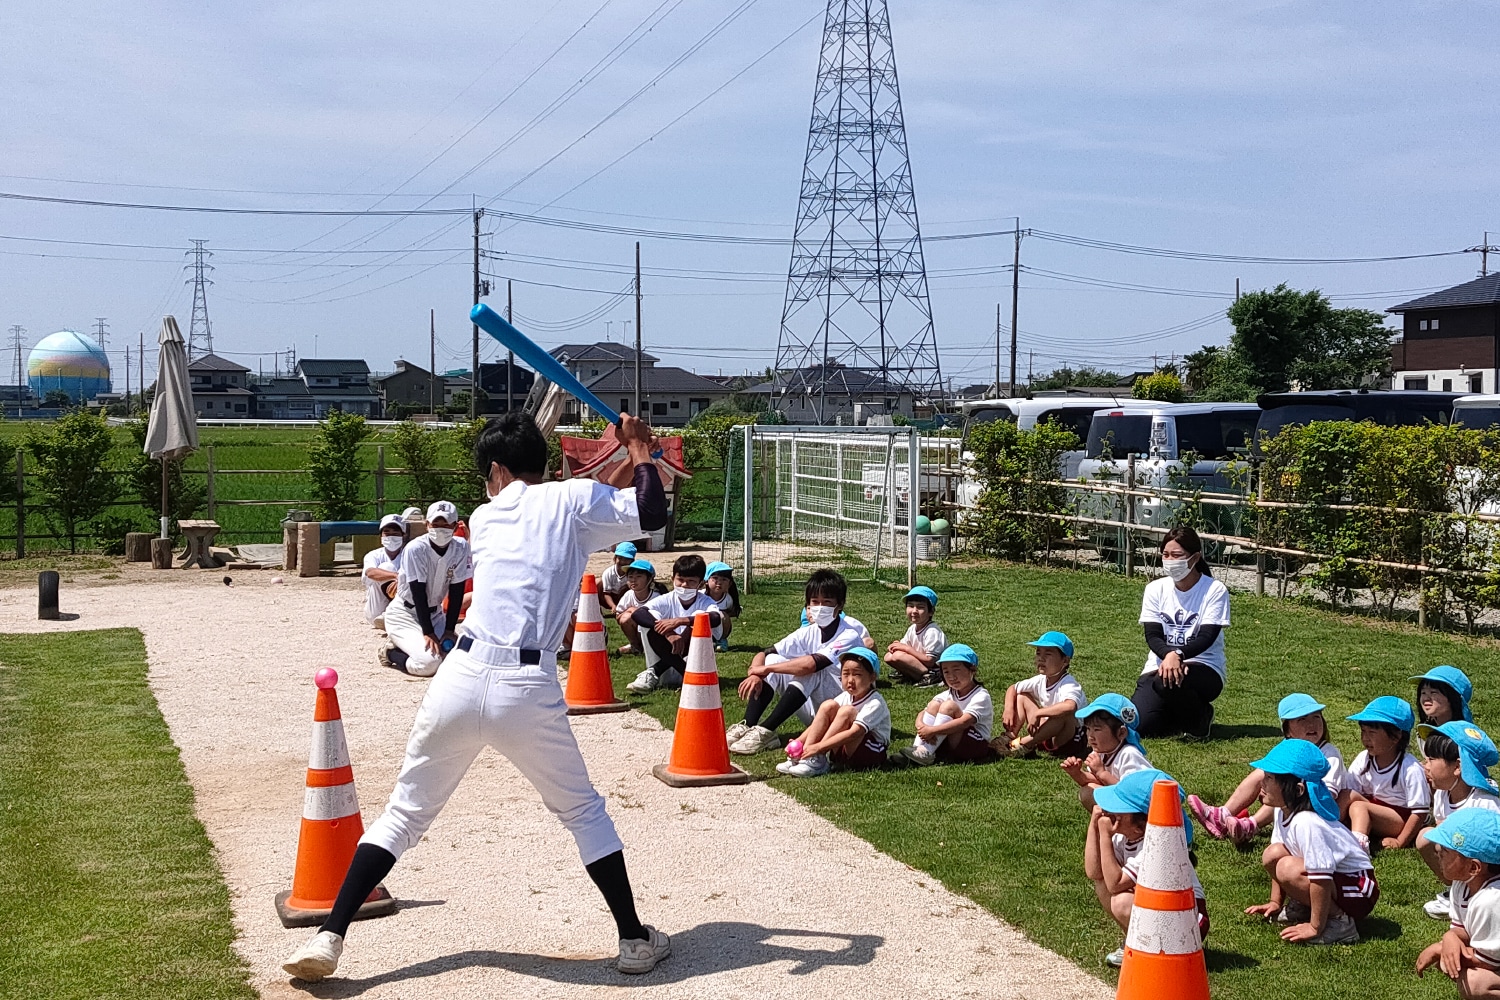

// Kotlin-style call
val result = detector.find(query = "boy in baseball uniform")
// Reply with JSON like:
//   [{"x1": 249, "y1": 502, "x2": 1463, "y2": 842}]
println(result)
[
  {"x1": 361, "y1": 513, "x2": 407, "y2": 628},
  {"x1": 283, "y1": 411, "x2": 671, "y2": 981},
  {"x1": 624, "y1": 553, "x2": 722, "y2": 692},
  {"x1": 378, "y1": 501, "x2": 471, "y2": 678}
]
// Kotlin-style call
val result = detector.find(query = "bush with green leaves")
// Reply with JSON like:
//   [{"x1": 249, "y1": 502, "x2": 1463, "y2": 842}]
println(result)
[
  {"x1": 307, "y1": 410, "x2": 370, "y2": 520},
  {"x1": 25, "y1": 409, "x2": 120, "y2": 552},
  {"x1": 124, "y1": 417, "x2": 206, "y2": 532},
  {"x1": 965, "y1": 419, "x2": 1079, "y2": 561},
  {"x1": 389, "y1": 419, "x2": 444, "y2": 505},
  {"x1": 1132, "y1": 371, "x2": 1185, "y2": 403},
  {"x1": 448, "y1": 417, "x2": 488, "y2": 503}
]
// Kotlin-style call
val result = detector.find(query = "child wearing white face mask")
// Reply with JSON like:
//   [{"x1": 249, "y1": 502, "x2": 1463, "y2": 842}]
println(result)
[
  {"x1": 362, "y1": 513, "x2": 408, "y2": 627},
  {"x1": 625, "y1": 554, "x2": 723, "y2": 692},
  {"x1": 379, "y1": 500, "x2": 473, "y2": 677}
]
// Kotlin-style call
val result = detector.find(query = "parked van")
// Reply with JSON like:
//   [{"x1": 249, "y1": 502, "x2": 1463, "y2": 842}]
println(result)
[
  {"x1": 1255, "y1": 389, "x2": 1462, "y2": 441},
  {"x1": 1452, "y1": 394, "x2": 1500, "y2": 430}
]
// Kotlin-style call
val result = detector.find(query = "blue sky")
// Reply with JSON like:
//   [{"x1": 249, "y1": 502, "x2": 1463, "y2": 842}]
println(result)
[{"x1": 1, "y1": 0, "x2": 1496, "y2": 390}]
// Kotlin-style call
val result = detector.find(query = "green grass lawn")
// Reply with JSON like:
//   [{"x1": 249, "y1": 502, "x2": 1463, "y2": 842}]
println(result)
[
  {"x1": 0, "y1": 630, "x2": 254, "y2": 1000},
  {"x1": 611, "y1": 564, "x2": 1497, "y2": 1000}
]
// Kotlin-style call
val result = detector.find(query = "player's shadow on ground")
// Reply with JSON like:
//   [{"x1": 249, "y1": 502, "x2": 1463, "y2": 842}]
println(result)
[
  {"x1": 298, "y1": 922, "x2": 882, "y2": 995},
  {"x1": 1200, "y1": 723, "x2": 1281, "y2": 740}
]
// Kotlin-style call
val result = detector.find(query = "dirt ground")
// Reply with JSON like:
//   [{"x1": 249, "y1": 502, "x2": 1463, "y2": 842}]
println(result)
[{"x1": 0, "y1": 561, "x2": 1108, "y2": 1000}]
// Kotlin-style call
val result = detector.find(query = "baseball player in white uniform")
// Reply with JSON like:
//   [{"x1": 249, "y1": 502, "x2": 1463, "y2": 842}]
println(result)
[
  {"x1": 284, "y1": 411, "x2": 671, "y2": 982},
  {"x1": 361, "y1": 514, "x2": 408, "y2": 627},
  {"x1": 379, "y1": 501, "x2": 471, "y2": 677}
]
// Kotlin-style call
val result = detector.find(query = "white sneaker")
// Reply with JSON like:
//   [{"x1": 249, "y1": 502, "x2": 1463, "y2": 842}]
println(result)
[
  {"x1": 1105, "y1": 947, "x2": 1124, "y2": 967},
  {"x1": 625, "y1": 668, "x2": 659, "y2": 693},
  {"x1": 900, "y1": 743, "x2": 937, "y2": 766},
  {"x1": 729, "y1": 725, "x2": 781, "y2": 755},
  {"x1": 617, "y1": 925, "x2": 671, "y2": 974},
  {"x1": 282, "y1": 930, "x2": 344, "y2": 982},
  {"x1": 775, "y1": 758, "x2": 797, "y2": 774},
  {"x1": 1308, "y1": 911, "x2": 1360, "y2": 945},
  {"x1": 725, "y1": 721, "x2": 751, "y2": 744},
  {"x1": 1425, "y1": 890, "x2": 1452, "y2": 920},
  {"x1": 785, "y1": 754, "x2": 830, "y2": 778}
]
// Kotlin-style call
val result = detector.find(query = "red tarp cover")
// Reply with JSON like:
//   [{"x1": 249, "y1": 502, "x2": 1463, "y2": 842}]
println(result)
[{"x1": 559, "y1": 424, "x2": 691, "y2": 485}]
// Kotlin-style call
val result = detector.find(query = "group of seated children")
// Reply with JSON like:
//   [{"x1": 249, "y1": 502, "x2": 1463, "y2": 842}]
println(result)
[{"x1": 614, "y1": 552, "x2": 740, "y2": 693}]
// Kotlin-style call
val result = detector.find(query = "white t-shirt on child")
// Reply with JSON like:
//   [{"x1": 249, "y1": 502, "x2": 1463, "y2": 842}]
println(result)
[
  {"x1": 900, "y1": 622, "x2": 947, "y2": 658},
  {"x1": 1114, "y1": 834, "x2": 1205, "y2": 899},
  {"x1": 1319, "y1": 743, "x2": 1349, "y2": 795},
  {"x1": 947, "y1": 684, "x2": 995, "y2": 741},
  {"x1": 1346, "y1": 751, "x2": 1431, "y2": 813},
  {"x1": 615, "y1": 588, "x2": 650, "y2": 616},
  {"x1": 643, "y1": 590, "x2": 723, "y2": 638},
  {"x1": 1100, "y1": 743, "x2": 1152, "y2": 779},
  {"x1": 774, "y1": 615, "x2": 869, "y2": 662},
  {"x1": 1434, "y1": 786, "x2": 1500, "y2": 824},
  {"x1": 1139, "y1": 574, "x2": 1231, "y2": 682},
  {"x1": 1452, "y1": 876, "x2": 1500, "y2": 968},
  {"x1": 599, "y1": 564, "x2": 628, "y2": 597},
  {"x1": 1270, "y1": 808, "x2": 1373, "y2": 876},
  {"x1": 837, "y1": 689, "x2": 891, "y2": 749},
  {"x1": 1013, "y1": 671, "x2": 1088, "y2": 713}
]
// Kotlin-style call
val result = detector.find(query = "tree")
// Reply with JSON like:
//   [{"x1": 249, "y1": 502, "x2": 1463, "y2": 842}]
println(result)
[
  {"x1": 1183, "y1": 344, "x2": 1260, "y2": 402},
  {"x1": 124, "y1": 417, "x2": 206, "y2": 530},
  {"x1": 43, "y1": 389, "x2": 71, "y2": 408},
  {"x1": 25, "y1": 409, "x2": 119, "y2": 552},
  {"x1": 390, "y1": 419, "x2": 444, "y2": 504},
  {"x1": 307, "y1": 410, "x2": 370, "y2": 520},
  {"x1": 1029, "y1": 366, "x2": 1126, "y2": 392},
  {"x1": 1288, "y1": 307, "x2": 1394, "y2": 390},
  {"x1": 1133, "y1": 371, "x2": 1185, "y2": 402},
  {"x1": 1226, "y1": 283, "x2": 1330, "y2": 394}
]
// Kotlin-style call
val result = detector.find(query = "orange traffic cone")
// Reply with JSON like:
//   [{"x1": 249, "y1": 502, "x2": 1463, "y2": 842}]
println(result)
[
  {"x1": 653, "y1": 612, "x2": 750, "y2": 787},
  {"x1": 565, "y1": 574, "x2": 629, "y2": 715},
  {"x1": 274, "y1": 668, "x2": 397, "y2": 928},
  {"x1": 1116, "y1": 778, "x2": 1209, "y2": 1000}
]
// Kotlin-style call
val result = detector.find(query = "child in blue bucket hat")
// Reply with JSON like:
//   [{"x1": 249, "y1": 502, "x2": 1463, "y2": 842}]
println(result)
[
  {"x1": 1085, "y1": 768, "x2": 1208, "y2": 968},
  {"x1": 1414, "y1": 665, "x2": 1476, "y2": 726},
  {"x1": 1417, "y1": 721, "x2": 1500, "y2": 920},
  {"x1": 1246, "y1": 739, "x2": 1378, "y2": 946},
  {"x1": 1416, "y1": 807, "x2": 1500, "y2": 988},
  {"x1": 598, "y1": 541, "x2": 639, "y2": 613},
  {"x1": 901, "y1": 644, "x2": 996, "y2": 765},
  {"x1": 701, "y1": 562, "x2": 740, "y2": 652},
  {"x1": 884, "y1": 585, "x2": 948, "y2": 686},
  {"x1": 998, "y1": 631, "x2": 1088, "y2": 758},
  {"x1": 1190, "y1": 693, "x2": 1348, "y2": 845},
  {"x1": 1344, "y1": 696, "x2": 1430, "y2": 853},
  {"x1": 1062, "y1": 693, "x2": 1153, "y2": 810}
]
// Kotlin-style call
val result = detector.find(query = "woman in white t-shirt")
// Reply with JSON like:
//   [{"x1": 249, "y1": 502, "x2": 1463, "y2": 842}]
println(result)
[{"x1": 1131, "y1": 526, "x2": 1230, "y2": 740}]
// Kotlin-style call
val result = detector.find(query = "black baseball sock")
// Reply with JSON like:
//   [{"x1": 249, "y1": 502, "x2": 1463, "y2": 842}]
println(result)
[
  {"x1": 585, "y1": 850, "x2": 647, "y2": 940},
  {"x1": 760, "y1": 689, "x2": 808, "y2": 732},
  {"x1": 387, "y1": 646, "x2": 409, "y2": 669},
  {"x1": 742, "y1": 684, "x2": 774, "y2": 727},
  {"x1": 319, "y1": 843, "x2": 396, "y2": 938}
]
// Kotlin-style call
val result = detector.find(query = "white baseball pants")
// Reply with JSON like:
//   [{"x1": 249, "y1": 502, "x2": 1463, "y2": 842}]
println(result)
[
  {"x1": 360, "y1": 645, "x2": 623, "y2": 865},
  {"x1": 763, "y1": 655, "x2": 842, "y2": 725},
  {"x1": 382, "y1": 600, "x2": 447, "y2": 677}
]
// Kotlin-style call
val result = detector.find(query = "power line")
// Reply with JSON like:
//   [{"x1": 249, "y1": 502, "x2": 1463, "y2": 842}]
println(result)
[
  {"x1": 0, "y1": 190, "x2": 472, "y2": 215},
  {"x1": 1029, "y1": 229, "x2": 1469, "y2": 264}
]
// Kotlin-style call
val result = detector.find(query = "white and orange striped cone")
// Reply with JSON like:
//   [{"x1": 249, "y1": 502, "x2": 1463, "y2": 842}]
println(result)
[
  {"x1": 653, "y1": 612, "x2": 750, "y2": 787},
  {"x1": 1116, "y1": 778, "x2": 1209, "y2": 1000},
  {"x1": 274, "y1": 668, "x2": 397, "y2": 928},
  {"x1": 565, "y1": 574, "x2": 629, "y2": 715}
]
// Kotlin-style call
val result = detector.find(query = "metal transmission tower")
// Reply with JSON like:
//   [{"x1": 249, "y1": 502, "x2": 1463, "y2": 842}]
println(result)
[
  {"x1": 186, "y1": 240, "x2": 214, "y2": 359},
  {"x1": 775, "y1": 0, "x2": 941, "y2": 424}
]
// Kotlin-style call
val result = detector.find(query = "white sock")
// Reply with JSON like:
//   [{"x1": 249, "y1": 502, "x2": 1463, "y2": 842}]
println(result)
[{"x1": 915, "y1": 712, "x2": 953, "y2": 751}]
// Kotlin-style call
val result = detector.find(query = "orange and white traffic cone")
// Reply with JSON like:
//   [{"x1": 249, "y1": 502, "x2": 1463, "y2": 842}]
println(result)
[
  {"x1": 565, "y1": 574, "x2": 629, "y2": 715},
  {"x1": 653, "y1": 612, "x2": 750, "y2": 787},
  {"x1": 274, "y1": 668, "x2": 397, "y2": 928},
  {"x1": 1116, "y1": 778, "x2": 1209, "y2": 1000}
]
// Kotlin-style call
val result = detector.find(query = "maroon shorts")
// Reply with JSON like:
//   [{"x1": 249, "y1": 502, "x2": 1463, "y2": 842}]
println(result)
[
  {"x1": 1327, "y1": 869, "x2": 1380, "y2": 920},
  {"x1": 1043, "y1": 727, "x2": 1089, "y2": 759},
  {"x1": 1371, "y1": 799, "x2": 1416, "y2": 823},
  {"x1": 833, "y1": 739, "x2": 888, "y2": 771},
  {"x1": 1196, "y1": 897, "x2": 1211, "y2": 939},
  {"x1": 936, "y1": 728, "x2": 997, "y2": 764}
]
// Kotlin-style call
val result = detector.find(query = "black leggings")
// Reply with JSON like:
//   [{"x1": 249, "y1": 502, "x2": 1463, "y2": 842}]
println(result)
[{"x1": 1130, "y1": 662, "x2": 1223, "y2": 737}]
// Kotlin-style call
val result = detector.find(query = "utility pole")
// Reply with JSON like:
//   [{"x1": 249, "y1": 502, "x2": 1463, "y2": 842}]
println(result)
[
  {"x1": 429, "y1": 309, "x2": 437, "y2": 414},
  {"x1": 634, "y1": 241, "x2": 643, "y2": 418},
  {"x1": 1009, "y1": 224, "x2": 1022, "y2": 397},
  {"x1": 138, "y1": 330, "x2": 144, "y2": 410},
  {"x1": 471, "y1": 207, "x2": 484, "y2": 421},
  {"x1": 8, "y1": 325, "x2": 23, "y2": 408},
  {"x1": 125, "y1": 345, "x2": 131, "y2": 409},
  {"x1": 1235, "y1": 277, "x2": 1241, "y2": 301},
  {"x1": 993, "y1": 303, "x2": 1002, "y2": 396},
  {"x1": 93, "y1": 317, "x2": 108, "y2": 350},
  {"x1": 505, "y1": 280, "x2": 515, "y2": 413}
]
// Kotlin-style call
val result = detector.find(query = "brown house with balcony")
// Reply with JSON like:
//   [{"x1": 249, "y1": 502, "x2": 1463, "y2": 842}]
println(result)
[{"x1": 1389, "y1": 274, "x2": 1500, "y2": 394}]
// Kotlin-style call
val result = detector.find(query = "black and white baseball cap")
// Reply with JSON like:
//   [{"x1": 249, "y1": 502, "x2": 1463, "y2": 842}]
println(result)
[{"x1": 426, "y1": 500, "x2": 458, "y2": 524}]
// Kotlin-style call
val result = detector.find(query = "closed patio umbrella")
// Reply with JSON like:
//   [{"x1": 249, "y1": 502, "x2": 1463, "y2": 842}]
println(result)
[{"x1": 143, "y1": 316, "x2": 198, "y2": 538}]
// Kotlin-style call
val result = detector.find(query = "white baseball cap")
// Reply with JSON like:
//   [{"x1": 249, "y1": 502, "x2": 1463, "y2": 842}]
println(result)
[
  {"x1": 400, "y1": 505, "x2": 422, "y2": 520},
  {"x1": 379, "y1": 513, "x2": 406, "y2": 532},
  {"x1": 426, "y1": 500, "x2": 458, "y2": 524}
]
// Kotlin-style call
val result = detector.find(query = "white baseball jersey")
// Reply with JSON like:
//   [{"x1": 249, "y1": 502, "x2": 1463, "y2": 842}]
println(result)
[
  {"x1": 836, "y1": 688, "x2": 891, "y2": 749},
  {"x1": 1451, "y1": 875, "x2": 1500, "y2": 967},
  {"x1": 1013, "y1": 671, "x2": 1088, "y2": 713},
  {"x1": 361, "y1": 546, "x2": 402, "y2": 623},
  {"x1": 1114, "y1": 833, "x2": 1205, "y2": 899},
  {"x1": 1270, "y1": 808, "x2": 1373, "y2": 877},
  {"x1": 643, "y1": 590, "x2": 723, "y2": 638},
  {"x1": 394, "y1": 532, "x2": 472, "y2": 610},
  {"x1": 1434, "y1": 786, "x2": 1500, "y2": 824},
  {"x1": 1347, "y1": 751, "x2": 1431, "y2": 813},
  {"x1": 947, "y1": 684, "x2": 995, "y2": 741},
  {"x1": 900, "y1": 621, "x2": 947, "y2": 658},
  {"x1": 461, "y1": 478, "x2": 639, "y2": 652}
]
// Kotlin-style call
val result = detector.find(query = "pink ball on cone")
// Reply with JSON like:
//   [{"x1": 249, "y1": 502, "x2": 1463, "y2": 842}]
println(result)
[{"x1": 315, "y1": 668, "x2": 338, "y2": 689}]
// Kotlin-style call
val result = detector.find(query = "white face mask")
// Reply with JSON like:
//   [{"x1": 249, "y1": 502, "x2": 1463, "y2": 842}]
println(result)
[
  {"x1": 1163, "y1": 556, "x2": 1194, "y2": 581},
  {"x1": 428, "y1": 527, "x2": 454, "y2": 546},
  {"x1": 807, "y1": 604, "x2": 837, "y2": 627},
  {"x1": 674, "y1": 585, "x2": 698, "y2": 602},
  {"x1": 381, "y1": 535, "x2": 404, "y2": 553}
]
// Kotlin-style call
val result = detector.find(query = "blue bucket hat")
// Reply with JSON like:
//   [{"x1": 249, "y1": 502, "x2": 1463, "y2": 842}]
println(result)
[
  {"x1": 1027, "y1": 630, "x2": 1075, "y2": 658},
  {"x1": 1251, "y1": 738, "x2": 1340, "y2": 823},
  {"x1": 1429, "y1": 808, "x2": 1500, "y2": 866},
  {"x1": 840, "y1": 646, "x2": 880, "y2": 676},
  {"x1": 1076, "y1": 693, "x2": 1143, "y2": 750},
  {"x1": 614, "y1": 541, "x2": 638, "y2": 559},
  {"x1": 1093, "y1": 768, "x2": 1194, "y2": 847},
  {"x1": 1277, "y1": 693, "x2": 1327, "y2": 722},
  {"x1": 1348, "y1": 696, "x2": 1416, "y2": 732},
  {"x1": 626, "y1": 558, "x2": 655, "y2": 575},
  {"x1": 1412, "y1": 665, "x2": 1474, "y2": 723},
  {"x1": 937, "y1": 643, "x2": 979, "y2": 668},
  {"x1": 1419, "y1": 721, "x2": 1500, "y2": 794},
  {"x1": 704, "y1": 561, "x2": 732, "y2": 577},
  {"x1": 904, "y1": 585, "x2": 938, "y2": 610}
]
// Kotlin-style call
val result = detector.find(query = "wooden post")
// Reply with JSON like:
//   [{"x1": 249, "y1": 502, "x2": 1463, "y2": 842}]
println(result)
[
  {"x1": 297, "y1": 521, "x2": 320, "y2": 578},
  {"x1": 375, "y1": 444, "x2": 386, "y2": 518},
  {"x1": 14, "y1": 447, "x2": 24, "y2": 559},
  {"x1": 150, "y1": 537, "x2": 174, "y2": 569},
  {"x1": 205, "y1": 445, "x2": 216, "y2": 520},
  {"x1": 124, "y1": 532, "x2": 153, "y2": 562},
  {"x1": 1124, "y1": 455, "x2": 1136, "y2": 578},
  {"x1": 1254, "y1": 460, "x2": 1266, "y2": 596}
]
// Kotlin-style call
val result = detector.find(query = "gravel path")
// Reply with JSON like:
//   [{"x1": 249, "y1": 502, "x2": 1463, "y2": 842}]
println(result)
[{"x1": 0, "y1": 567, "x2": 1108, "y2": 1000}]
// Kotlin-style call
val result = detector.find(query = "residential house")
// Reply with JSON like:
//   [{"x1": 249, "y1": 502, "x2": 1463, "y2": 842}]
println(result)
[
  {"x1": 583, "y1": 366, "x2": 732, "y2": 427},
  {"x1": 187, "y1": 353, "x2": 255, "y2": 418},
  {"x1": 376, "y1": 360, "x2": 441, "y2": 413},
  {"x1": 747, "y1": 363, "x2": 919, "y2": 424},
  {"x1": 255, "y1": 358, "x2": 382, "y2": 419},
  {"x1": 549, "y1": 342, "x2": 657, "y2": 422},
  {"x1": 1389, "y1": 274, "x2": 1500, "y2": 393}
]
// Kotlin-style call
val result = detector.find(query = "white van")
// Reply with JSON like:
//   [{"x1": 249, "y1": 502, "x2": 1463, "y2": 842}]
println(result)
[
  {"x1": 1076, "y1": 402, "x2": 1260, "y2": 527},
  {"x1": 955, "y1": 394, "x2": 1130, "y2": 511}
]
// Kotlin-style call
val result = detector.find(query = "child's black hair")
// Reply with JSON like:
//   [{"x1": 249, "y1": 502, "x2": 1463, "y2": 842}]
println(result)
[
  {"x1": 1418, "y1": 679, "x2": 1465, "y2": 727},
  {"x1": 473, "y1": 412, "x2": 547, "y2": 478},
  {"x1": 905, "y1": 594, "x2": 934, "y2": 613},
  {"x1": 805, "y1": 568, "x2": 847, "y2": 607},
  {"x1": 1423, "y1": 730, "x2": 1461, "y2": 765},
  {"x1": 1280, "y1": 713, "x2": 1329, "y2": 745},
  {"x1": 1353, "y1": 721, "x2": 1413, "y2": 794},
  {"x1": 673, "y1": 554, "x2": 707, "y2": 581},
  {"x1": 1084, "y1": 713, "x2": 1128, "y2": 739},
  {"x1": 1268, "y1": 772, "x2": 1312, "y2": 817},
  {"x1": 711, "y1": 567, "x2": 742, "y2": 618}
]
